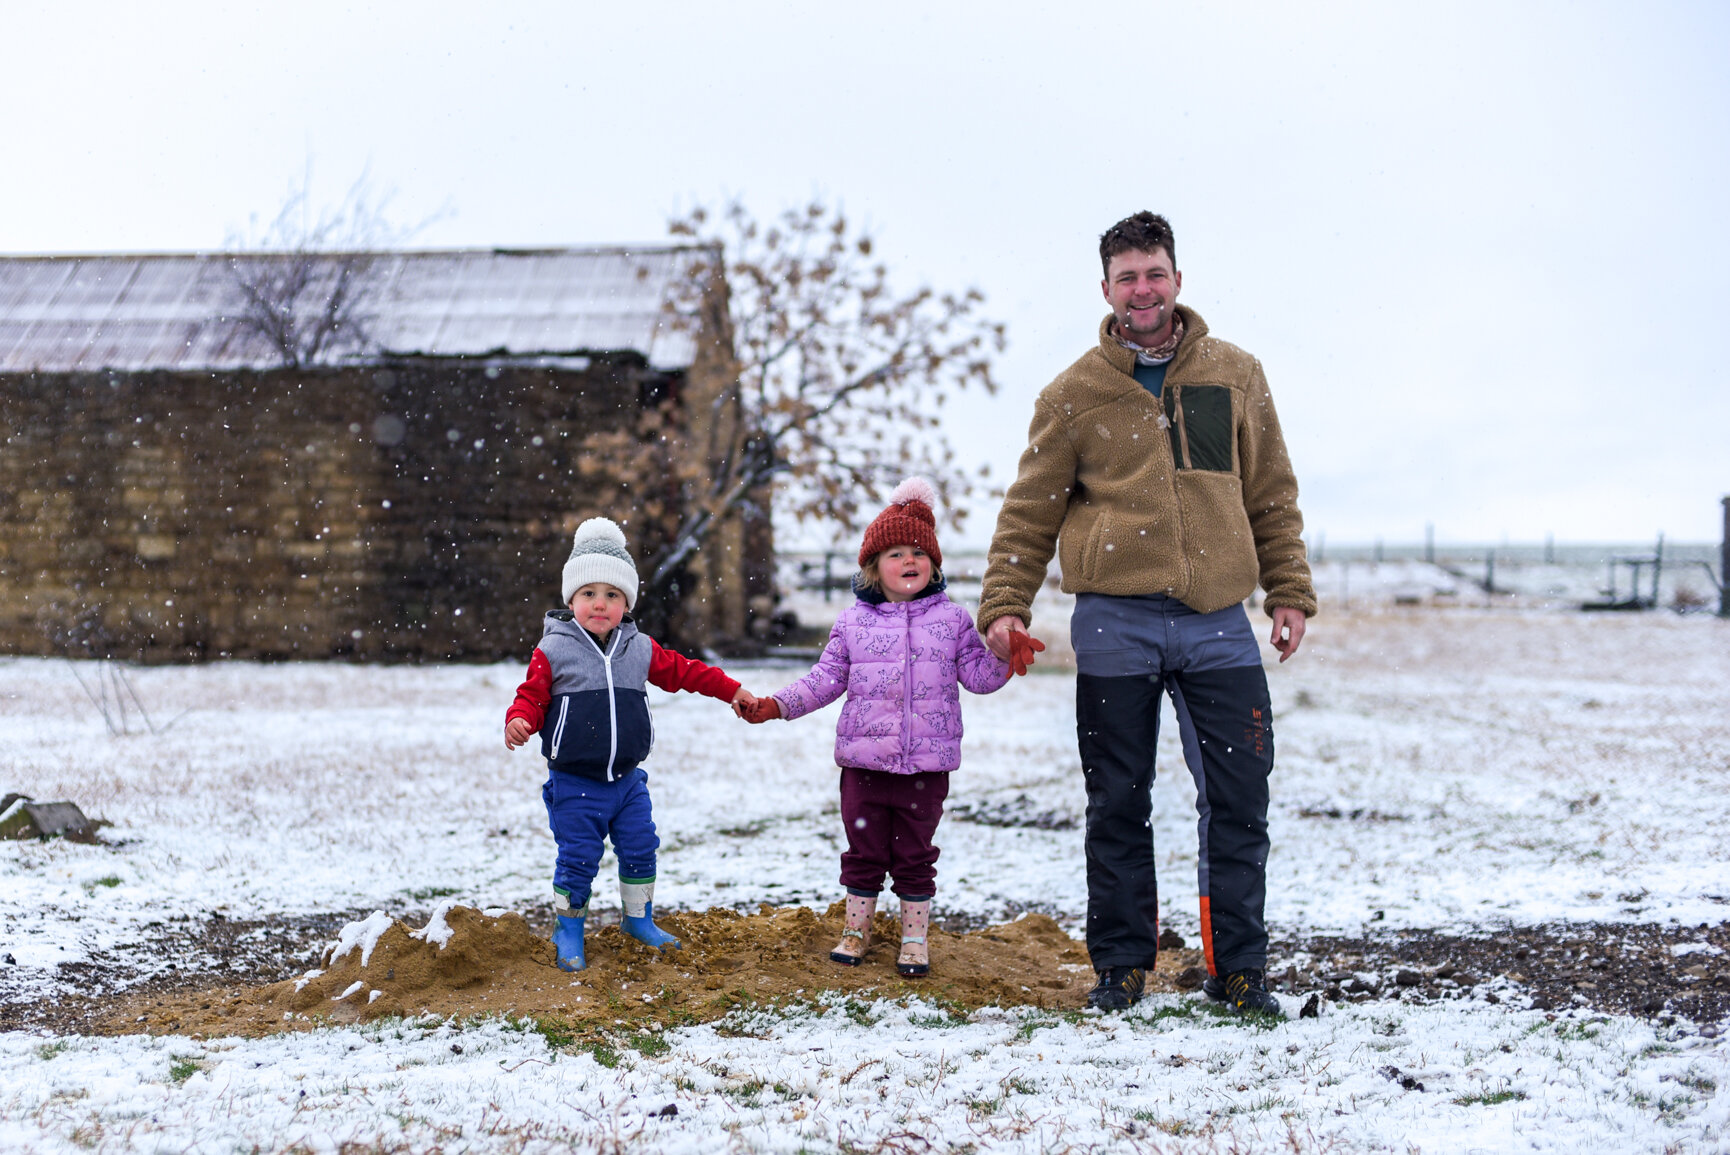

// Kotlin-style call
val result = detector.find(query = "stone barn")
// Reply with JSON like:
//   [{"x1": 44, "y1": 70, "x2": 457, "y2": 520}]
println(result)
[{"x1": 0, "y1": 245, "x2": 771, "y2": 662}]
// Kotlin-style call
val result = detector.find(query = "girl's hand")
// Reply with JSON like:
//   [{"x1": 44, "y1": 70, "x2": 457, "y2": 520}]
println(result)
[
  {"x1": 504, "y1": 718, "x2": 534, "y2": 750},
  {"x1": 740, "y1": 697, "x2": 782, "y2": 724},
  {"x1": 1007, "y1": 631, "x2": 1046, "y2": 676},
  {"x1": 730, "y1": 687, "x2": 757, "y2": 718}
]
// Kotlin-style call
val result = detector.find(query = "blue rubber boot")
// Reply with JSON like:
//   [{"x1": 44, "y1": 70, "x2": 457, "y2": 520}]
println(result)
[
  {"x1": 619, "y1": 877, "x2": 681, "y2": 950},
  {"x1": 553, "y1": 914, "x2": 586, "y2": 971}
]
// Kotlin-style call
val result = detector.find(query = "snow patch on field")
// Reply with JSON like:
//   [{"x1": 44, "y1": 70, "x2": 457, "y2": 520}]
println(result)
[{"x1": 1, "y1": 999, "x2": 1725, "y2": 1153}]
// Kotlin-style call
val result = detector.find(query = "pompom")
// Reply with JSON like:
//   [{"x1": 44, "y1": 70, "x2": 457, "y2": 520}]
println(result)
[
  {"x1": 572, "y1": 517, "x2": 627, "y2": 549},
  {"x1": 888, "y1": 476, "x2": 937, "y2": 510}
]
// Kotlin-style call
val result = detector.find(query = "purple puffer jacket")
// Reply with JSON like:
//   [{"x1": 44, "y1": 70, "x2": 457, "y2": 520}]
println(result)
[{"x1": 773, "y1": 590, "x2": 1011, "y2": 774}]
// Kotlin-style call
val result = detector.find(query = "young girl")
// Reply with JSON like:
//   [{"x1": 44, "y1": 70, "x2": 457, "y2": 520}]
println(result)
[{"x1": 741, "y1": 479, "x2": 1012, "y2": 976}]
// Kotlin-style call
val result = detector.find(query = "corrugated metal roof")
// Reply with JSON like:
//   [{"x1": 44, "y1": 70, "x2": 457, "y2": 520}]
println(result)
[{"x1": 0, "y1": 245, "x2": 714, "y2": 373}]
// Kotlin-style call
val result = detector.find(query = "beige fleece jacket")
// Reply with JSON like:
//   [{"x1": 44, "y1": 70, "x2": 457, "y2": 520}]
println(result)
[{"x1": 978, "y1": 306, "x2": 1316, "y2": 630}]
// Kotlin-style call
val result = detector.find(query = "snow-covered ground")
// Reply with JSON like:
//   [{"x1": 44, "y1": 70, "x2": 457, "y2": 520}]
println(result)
[
  {"x1": 3, "y1": 605, "x2": 1728, "y2": 1152},
  {"x1": 5, "y1": 996, "x2": 1725, "y2": 1153}
]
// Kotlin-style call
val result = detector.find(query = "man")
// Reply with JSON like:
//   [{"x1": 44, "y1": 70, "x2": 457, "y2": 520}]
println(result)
[{"x1": 978, "y1": 212, "x2": 1316, "y2": 1015}]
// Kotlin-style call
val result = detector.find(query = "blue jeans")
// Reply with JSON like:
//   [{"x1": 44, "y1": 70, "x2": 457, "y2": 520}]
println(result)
[{"x1": 542, "y1": 766, "x2": 660, "y2": 908}]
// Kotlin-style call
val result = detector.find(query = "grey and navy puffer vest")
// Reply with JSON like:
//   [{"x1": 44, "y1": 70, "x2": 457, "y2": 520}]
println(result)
[{"x1": 536, "y1": 611, "x2": 654, "y2": 781}]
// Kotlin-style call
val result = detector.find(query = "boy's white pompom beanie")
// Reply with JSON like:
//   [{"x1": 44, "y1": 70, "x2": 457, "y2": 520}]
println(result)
[{"x1": 561, "y1": 517, "x2": 640, "y2": 609}]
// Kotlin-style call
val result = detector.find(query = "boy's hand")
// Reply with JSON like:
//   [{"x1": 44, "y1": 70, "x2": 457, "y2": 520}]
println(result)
[
  {"x1": 504, "y1": 718, "x2": 535, "y2": 750},
  {"x1": 1007, "y1": 631, "x2": 1046, "y2": 676},
  {"x1": 741, "y1": 697, "x2": 781, "y2": 724},
  {"x1": 729, "y1": 687, "x2": 756, "y2": 718}
]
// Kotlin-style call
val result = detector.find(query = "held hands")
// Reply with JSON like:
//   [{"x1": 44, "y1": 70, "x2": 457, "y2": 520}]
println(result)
[
  {"x1": 739, "y1": 696, "x2": 781, "y2": 724},
  {"x1": 504, "y1": 717, "x2": 534, "y2": 750},
  {"x1": 1008, "y1": 631, "x2": 1046, "y2": 676},
  {"x1": 729, "y1": 686, "x2": 757, "y2": 719},
  {"x1": 985, "y1": 616, "x2": 1045, "y2": 676}
]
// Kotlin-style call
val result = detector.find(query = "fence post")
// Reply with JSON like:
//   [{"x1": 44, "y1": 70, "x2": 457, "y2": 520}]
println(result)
[
  {"x1": 1721, "y1": 497, "x2": 1729, "y2": 618},
  {"x1": 1425, "y1": 522, "x2": 1435, "y2": 565},
  {"x1": 1652, "y1": 532, "x2": 1664, "y2": 608}
]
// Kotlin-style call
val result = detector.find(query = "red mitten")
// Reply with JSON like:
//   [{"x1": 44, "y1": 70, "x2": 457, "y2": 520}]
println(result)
[
  {"x1": 742, "y1": 697, "x2": 782, "y2": 724},
  {"x1": 1008, "y1": 632, "x2": 1046, "y2": 676}
]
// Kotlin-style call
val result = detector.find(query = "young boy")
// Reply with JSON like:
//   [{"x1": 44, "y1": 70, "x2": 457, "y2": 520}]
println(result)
[{"x1": 505, "y1": 517, "x2": 754, "y2": 971}]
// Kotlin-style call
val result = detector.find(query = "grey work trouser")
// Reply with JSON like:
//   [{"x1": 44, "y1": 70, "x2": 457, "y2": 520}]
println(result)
[{"x1": 1070, "y1": 594, "x2": 1273, "y2": 975}]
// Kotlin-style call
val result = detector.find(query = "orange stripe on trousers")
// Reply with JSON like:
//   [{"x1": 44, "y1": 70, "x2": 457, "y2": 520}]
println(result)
[{"x1": 1198, "y1": 896, "x2": 1217, "y2": 975}]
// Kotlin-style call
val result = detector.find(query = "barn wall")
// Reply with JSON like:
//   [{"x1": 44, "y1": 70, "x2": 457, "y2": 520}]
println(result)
[{"x1": 0, "y1": 357, "x2": 764, "y2": 662}]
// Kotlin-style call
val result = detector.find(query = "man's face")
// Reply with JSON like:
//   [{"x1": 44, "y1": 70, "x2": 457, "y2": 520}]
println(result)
[
  {"x1": 1102, "y1": 247, "x2": 1182, "y2": 347},
  {"x1": 569, "y1": 583, "x2": 628, "y2": 637}
]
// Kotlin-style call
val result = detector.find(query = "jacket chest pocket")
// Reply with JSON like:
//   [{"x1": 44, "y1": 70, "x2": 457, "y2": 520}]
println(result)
[{"x1": 1169, "y1": 384, "x2": 1235, "y2": 472}]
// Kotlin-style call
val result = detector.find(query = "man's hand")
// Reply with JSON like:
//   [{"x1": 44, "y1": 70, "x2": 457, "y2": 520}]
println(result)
[
  {"x1": 986, "y1": 616, "x2": 1045, "y2": 675},
  {"x1": 730, "y1": 687, "x2": 757, "y2": 718},
  {"x1": 504, "y1": 718, "x2": 535, "y2": 750},
  {"x1": 1269, "y1": 606, "x2": 1307, "y2": 663},
  {"x1": 740, "y1": 697, "x2": 782, "y2": 724},
  {"x1": 985, "y1": 615, "x2": 1026, "y2": 661}
]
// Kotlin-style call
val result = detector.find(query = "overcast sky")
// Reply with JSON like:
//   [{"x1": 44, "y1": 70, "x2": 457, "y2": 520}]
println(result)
[{"x1": 5, "y1": 2, "x2": 1726, "y2": 547}]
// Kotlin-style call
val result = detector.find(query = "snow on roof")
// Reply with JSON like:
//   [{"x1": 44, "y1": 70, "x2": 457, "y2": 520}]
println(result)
[{"x1": 0, "y1": 245, "x2": 715, "y2": 374}]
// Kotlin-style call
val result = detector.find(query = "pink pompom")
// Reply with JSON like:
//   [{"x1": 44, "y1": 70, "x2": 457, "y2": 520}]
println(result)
[{"x1": 888, "y1": 476, "x2": 937, "y2": 510}]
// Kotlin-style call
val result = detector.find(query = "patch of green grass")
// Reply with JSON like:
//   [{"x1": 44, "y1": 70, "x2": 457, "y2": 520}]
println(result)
[
  {"x1": 721, "y1": 1078, "x2": 768, "y2": 1105},
  {"x1": 91, "y1": 875, "x2": 122, "y2": 888},
  {"x1": 1003, "y1": 1075, "x2": 1039, "y2": 1096},
  {"x1": 1015, "y1": 1016, "x2": 1057, "y2": 1040},
  {"x1": 1630, "y1": 1089, "x2": 1697, "y2": 1120},
  {"x1": 1670, "y1": 1071, "x2": 1716, "y2": 1094},
  {"x1": 1129, "y1": 1108, "x2": 1192, "y2": 1135},
  {"x1": 627, "y1": 1028, "x2": 671, "y2": 1058},
  {"x1": 525, "y1": 1016, "x2": 576, "y2": 1049},
  {"x1": 406, "y1": 886, "x2": 460, "y2": 902},
  {"x1": 35, "y1": 1041, "x2": 70, "y2": 1061},
  {"x1": 1453, "y1": 1089, "x2": 1528, "y2": 1106},
  {"x1": 168, "y1": 1059, "x2": 200, "y2": 1084},
  {"x1": 576, "y1": 1040, "x2": 621, "y2": 1068},
  {"x1": 1553, "y1": 1018, "x2": 1607, "y2": 1042},
  {"x1": 968, "y1": 1097, "x2": 1003, "y2": 1115}
]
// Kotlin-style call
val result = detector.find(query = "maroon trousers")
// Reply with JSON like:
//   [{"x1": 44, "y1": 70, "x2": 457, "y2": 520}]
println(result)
[{"x1": 838, "y1": 767, "x2": 949, "y2": 900}]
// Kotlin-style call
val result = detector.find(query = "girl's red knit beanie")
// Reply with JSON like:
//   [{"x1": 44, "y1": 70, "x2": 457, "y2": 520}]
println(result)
[{"x1": 858, "y1": 477, "x2": 942, "y2": 567}]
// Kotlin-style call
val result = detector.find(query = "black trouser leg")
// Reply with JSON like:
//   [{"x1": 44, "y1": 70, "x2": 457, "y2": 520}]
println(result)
[
  {"x1": 1075, "y1": 673, "x2": 1163, "y2": 969},
  {"x1": 1169, "y1": 665, "x2": 1273, "y2": 975}
]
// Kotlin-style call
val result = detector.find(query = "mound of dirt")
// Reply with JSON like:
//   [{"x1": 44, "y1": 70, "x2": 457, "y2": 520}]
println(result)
[{"x1": 99, "y1": 903, "x2": 1210, "y2": 1038}]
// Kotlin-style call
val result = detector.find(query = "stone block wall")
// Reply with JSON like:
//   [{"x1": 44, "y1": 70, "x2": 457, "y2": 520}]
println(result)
[{"x1": 0, "y1": 357, "x2": 765, "y2": 662}]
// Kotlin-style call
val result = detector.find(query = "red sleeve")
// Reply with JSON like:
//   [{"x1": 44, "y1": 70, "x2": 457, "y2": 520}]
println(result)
[
  {"x1": 505, "y1": 649, "x2": 553, "y2": 732},
  {"x1": 647, "y1": 639, "x2": 741, "y2": 701}
]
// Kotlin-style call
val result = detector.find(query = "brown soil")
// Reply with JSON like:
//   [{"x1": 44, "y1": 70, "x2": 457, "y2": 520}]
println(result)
[
  {"x1": 1269, "y1": 920, "x2": 1730, "y2": 1027},
  {"x1": 8, "y1": 905, "x2": 1722, "y2": 1040},
  {"x1": 76, "y1": 903, "x2": 1211, "y2": 1039}
]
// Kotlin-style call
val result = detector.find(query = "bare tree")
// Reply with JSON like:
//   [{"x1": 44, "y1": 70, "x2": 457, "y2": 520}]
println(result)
[
  {"x1": 223, "y1": 169, "x2": 422, "y2": 368},
  {"x1": 644, "y1": 200, "x2": 1006, "y2": 601}
]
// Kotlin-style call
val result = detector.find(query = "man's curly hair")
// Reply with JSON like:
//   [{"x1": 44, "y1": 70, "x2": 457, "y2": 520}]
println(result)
[{"x1": 1099, "y1": 211, "x2": 1176, "y2": 277}]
